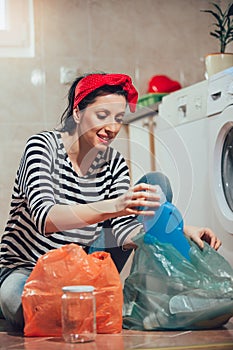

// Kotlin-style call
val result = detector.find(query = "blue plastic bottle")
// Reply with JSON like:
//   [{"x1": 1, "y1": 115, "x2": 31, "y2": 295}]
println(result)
[{"x1": 143, "y1": 202, "x2": 191, "y2": 261}]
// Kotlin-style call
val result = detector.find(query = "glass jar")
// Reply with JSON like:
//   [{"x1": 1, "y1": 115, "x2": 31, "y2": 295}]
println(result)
[{"x1": 61, "y1": 285, "x2": 96, "y2": 343}]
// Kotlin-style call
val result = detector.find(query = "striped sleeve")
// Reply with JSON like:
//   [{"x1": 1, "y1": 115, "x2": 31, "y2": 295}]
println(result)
[
  {"x1": 107, "y1": 148, "x2": 142, "y2": 246},
  {"x1": 17, "y1": 134, "x2": 56, "y2": 234}
]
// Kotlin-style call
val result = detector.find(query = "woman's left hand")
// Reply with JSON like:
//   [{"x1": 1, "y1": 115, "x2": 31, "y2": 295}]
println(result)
[{"x1": 184, "y1": 225, "x2": 222, "y2": 250}]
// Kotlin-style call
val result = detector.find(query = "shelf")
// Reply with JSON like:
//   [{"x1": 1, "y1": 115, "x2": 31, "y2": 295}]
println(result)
[{"x1": 123, "y1": 102, "x2": 160, "y2": 124}]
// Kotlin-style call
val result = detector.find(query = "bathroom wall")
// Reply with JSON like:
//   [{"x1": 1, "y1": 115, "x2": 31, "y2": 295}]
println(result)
[{"x1": 0, "y1": 0, "x2": 231, "y2": 233}]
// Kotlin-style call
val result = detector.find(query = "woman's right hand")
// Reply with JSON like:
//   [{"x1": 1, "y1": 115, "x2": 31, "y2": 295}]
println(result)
[{"x1": 114, "y1": 183, "x2": 162, "y2": 217}]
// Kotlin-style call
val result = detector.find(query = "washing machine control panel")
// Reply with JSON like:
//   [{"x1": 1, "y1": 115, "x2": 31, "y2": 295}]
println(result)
[
  {"x1": 158, "y1": 80, "x2": 208, "y2": 126},
  {"x1": 207, "y1": 67, "x2": 233, "y2": 117}
]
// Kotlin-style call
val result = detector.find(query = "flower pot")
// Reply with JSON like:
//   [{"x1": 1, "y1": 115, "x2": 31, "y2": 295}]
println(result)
[{"x1": 205, "y1": 53, "x2": 233, "y2": 77}]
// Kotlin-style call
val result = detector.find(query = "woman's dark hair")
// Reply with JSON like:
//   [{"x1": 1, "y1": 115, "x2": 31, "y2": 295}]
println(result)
[{"x1": 57, "y1": 73, "x2": 127, "y2": 134}]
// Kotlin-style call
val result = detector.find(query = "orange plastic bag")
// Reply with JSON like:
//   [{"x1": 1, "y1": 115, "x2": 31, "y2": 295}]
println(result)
[{"x1": 22, "y1": 243, "x2": 123, "y2": 336}]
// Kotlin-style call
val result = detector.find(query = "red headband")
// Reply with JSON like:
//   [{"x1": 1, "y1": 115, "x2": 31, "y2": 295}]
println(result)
[{"x1": 73, "y1": 73, "x2": 138, "y2": 112}]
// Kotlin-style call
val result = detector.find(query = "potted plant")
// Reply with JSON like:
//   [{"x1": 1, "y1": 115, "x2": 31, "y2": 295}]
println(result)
[{"x1": 201, "y1": 2, "x2": 233, "y2": 77}]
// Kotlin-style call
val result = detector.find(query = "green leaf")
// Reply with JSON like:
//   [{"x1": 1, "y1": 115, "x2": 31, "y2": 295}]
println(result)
[{"x1": 201, "y1": 2, "x2": 233, "y2": 53}]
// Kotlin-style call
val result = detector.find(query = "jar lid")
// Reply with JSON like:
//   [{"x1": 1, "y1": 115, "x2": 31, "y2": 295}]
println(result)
[{"x1": 62, "y1": 285, "x2": 95, "y2": 293}]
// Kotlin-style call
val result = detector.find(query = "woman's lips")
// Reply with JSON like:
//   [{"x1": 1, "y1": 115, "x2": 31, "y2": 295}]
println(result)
[{"x1": 97, "y1": 133, "x2": 111, "y2": 144}]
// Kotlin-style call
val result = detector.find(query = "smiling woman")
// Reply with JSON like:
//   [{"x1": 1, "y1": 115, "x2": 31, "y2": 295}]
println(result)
[{"x1": 0, "y1": 72, "x2": 162, "y2": 331}]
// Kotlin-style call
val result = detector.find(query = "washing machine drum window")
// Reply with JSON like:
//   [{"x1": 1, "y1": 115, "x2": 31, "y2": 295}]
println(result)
[{"x1": 222, "y1": 126, "x2": 233, "y2": 212}]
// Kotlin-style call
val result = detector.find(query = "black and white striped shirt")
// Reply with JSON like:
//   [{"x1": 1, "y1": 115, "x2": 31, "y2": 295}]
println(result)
[{"x1": 0, "y1": 131, "x2": 141, "y2": 270}]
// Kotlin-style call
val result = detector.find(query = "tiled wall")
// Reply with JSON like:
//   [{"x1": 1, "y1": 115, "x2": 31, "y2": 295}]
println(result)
[{"x1": 0, "y1": 0, "x2": 231, "y2": 233}]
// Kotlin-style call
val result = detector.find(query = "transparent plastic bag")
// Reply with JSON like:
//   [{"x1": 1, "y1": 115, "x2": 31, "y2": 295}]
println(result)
[{"x1": 123, "y1": 233, "x2": 233, "y2": 330}]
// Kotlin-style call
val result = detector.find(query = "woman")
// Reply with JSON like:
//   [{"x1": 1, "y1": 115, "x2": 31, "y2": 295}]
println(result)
[{"x1": 0, "y1": 73, "x2": 221, "y2": 331}]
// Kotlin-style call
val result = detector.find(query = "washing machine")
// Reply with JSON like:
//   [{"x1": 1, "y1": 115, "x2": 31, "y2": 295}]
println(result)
[
  {"x1": 155, "y1": 80, "x2": 211, "y2": 227},
  {"x1": 207, "y1": 67, "x2": 233, "y2": 266}
]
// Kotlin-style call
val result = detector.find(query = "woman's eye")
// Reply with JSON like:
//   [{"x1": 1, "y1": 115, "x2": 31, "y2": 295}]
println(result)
[
  {"x1": 115, "y1": 117, "x2": 123, "y2": 124},
  {"x1": 97, "y1": 114, "x2": 107, "y2": 120}
]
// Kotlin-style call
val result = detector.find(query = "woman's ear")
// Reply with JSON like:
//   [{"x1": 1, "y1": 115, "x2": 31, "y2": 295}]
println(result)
[{"x1": 73, "y1": 107, "x2": 81, "y2": 124}]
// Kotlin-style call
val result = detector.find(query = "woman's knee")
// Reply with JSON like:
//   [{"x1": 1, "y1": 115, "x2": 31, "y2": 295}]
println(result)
[{"x1": 136, "y1": 171, "x2": 173, "y2": 203}]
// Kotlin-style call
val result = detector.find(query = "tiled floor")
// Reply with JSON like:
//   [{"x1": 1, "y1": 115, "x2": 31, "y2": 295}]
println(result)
[{"x1": 0, "y1": 318, "x2": 233, "y2": 350}]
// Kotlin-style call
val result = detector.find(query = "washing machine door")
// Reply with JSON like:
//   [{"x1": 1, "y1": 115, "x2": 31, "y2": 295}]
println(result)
[
  {"x1": 212, "y1": 106, "x2": 233, "y2": 233},
  {"x1": 222, "y1": 126, "x2": 233, "y2": 213}
]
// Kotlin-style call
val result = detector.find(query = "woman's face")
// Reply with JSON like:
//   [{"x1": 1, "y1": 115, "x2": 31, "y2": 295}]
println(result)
[{"x1": 74, "y1": 93, "x2": 127, "y2": 151}]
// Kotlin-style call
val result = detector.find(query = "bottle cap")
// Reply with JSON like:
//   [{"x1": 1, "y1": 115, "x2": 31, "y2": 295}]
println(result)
[{"x1": 62, "y1": 285, "x2": 95, "y2": 293}]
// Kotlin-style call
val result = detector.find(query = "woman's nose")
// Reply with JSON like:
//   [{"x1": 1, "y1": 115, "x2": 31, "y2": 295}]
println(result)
[{"x1": 104, "y1": 122, "x2": 121, "y2": 134}]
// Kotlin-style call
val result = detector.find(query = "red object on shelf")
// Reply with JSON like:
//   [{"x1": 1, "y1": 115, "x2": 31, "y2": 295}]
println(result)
[{"x1": 148, "y1": 75, "x2": 182, "y2": 93}]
